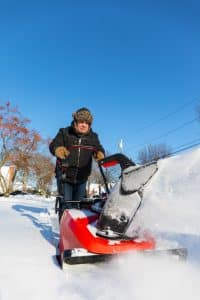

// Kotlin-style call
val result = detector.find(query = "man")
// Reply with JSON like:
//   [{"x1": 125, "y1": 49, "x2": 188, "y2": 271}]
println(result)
[{"x1": 49, "y1": 107, "x2": 105, "y2": 218}]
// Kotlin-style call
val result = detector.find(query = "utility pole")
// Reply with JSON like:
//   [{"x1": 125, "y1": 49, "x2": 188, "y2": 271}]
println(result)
[{"x1": 118, "y1": 138, "x2": 123, "y2": 153}]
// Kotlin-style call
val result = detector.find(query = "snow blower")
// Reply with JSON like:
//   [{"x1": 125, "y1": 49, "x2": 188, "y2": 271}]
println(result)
[{"x1": 56, "y1": 153, "x2": 187, "y2": 267}]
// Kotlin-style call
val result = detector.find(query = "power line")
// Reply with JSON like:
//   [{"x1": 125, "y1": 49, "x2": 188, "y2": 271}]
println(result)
[
  {"x1": 164, "y1": 139, "x2": 200, "y2": 158},
  {"x1": 130, "y1": 138, "x2": 200, "y2": 164},
  {"x1": 133, "y1": 139, "x2": 200, "y2": 164},
  {"x1": 135, "y1": 97, "x2": 199, "y2": 134},
  {"x1": 171, "y1": 137, "x2": 200, "y2": 153},
  {"x1": 128, "y1": 117, "x2": 198, "y2": 152}
]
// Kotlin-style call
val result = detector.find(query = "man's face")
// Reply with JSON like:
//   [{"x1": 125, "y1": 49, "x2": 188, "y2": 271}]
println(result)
[{"x1": 75, "y1": 121, "x2": 90, "y2": 134}]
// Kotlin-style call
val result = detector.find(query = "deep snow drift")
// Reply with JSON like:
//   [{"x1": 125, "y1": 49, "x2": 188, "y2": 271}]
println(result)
[{"x1": 0, "y1": 147, "x2": 200, "y2": 300}]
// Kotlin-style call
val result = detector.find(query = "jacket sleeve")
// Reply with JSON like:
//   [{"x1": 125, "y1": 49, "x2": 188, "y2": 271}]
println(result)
[
  {"x1": 93, "y1": 133, "x2": 105, "y2": 155},
  {"x1": 49, "y1": 128, "x2": 65, "y2": 156}
]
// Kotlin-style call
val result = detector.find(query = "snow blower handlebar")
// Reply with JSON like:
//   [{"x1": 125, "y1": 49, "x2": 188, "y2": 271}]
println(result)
[
  {"x1": 99, "y1": 153, "x2": 135, "y2": 170},
  {"x1": 98, "y1": 153, "x2": 136, "y2": 194},
  {"x1": 98, "y1": 163, "x2": 110, "y2": 194}
]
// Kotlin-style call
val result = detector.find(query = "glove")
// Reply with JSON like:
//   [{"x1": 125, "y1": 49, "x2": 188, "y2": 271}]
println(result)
[
  {"x1": 94, "y1": 151, "x2": 105, "y2": 162},
  {"x1": 55, "y1": 146, "x2": 70, "y2": 159}
]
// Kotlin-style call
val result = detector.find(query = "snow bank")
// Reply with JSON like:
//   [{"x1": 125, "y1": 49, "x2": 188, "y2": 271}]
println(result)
[{"x1": 129, "y1": 147, "x2": 200, "y2": 235}]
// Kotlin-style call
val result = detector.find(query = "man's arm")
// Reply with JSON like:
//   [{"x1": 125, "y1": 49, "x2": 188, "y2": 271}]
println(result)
[
  {"x1": 49, "y1": 128, "x2": 65, "y2": 156},
  {"x1": 93, "y1": 133, "x2": 105, "y2": 161}
]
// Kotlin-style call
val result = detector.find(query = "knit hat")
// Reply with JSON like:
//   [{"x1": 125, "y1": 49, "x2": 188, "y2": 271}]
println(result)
[{"x1": 72, "y1": 107, "x2": 93, "y2": 124}]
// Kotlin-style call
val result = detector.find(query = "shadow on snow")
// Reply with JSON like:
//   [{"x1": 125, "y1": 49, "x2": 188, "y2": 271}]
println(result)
[{"x1": 12, "y1": 204, "x2": 60, "y2": 266}]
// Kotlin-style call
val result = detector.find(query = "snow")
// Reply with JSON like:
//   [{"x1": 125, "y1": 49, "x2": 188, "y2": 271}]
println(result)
[{"x1": 1, "y1": 147, "x2": 200, "y2": 299}]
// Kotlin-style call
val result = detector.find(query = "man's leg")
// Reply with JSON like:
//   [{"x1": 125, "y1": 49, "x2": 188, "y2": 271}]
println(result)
[
  {"x1": 63, "y1": 182, "x2": 73, "y2": 202},
  {"x1": 56, "y1": 169, "x2": 63, "y2": 196},
  {"x1": 58, "y1": 182, "x2": 73, "y2": 220},
  {"x1": 73, "y1": 181, "x2": 87, "y2": 201}
]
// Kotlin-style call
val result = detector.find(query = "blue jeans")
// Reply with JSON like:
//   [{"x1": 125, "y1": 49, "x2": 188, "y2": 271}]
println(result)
[{"x1": 63, "y1": 181, "x2": 86, "y2": 202}]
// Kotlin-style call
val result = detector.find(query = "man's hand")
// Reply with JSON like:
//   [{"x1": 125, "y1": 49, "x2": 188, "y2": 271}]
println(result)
[
  {"x1": 55, "y1": 146, "x2": 70, "y2": 159},
  {"x1": 94, "y1": 151, "x2": 105, "y2": 161}
]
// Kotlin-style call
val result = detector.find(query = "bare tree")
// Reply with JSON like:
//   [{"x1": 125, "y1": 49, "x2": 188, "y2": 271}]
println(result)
[
  {"x1": 138, "y1": 143, "x2": 171, "y2": 164},
  {"x1": 29, "y1": 153, "x2": 55, "y2": 196},
  {"x1": 11, "y1": 132, "x2": 42, "y2": 192},
  {"x1": 0, "y1": 101, "x2": 44, "y2": 194},
  {"x1": 0, "y1": 102, "x2": 40, "y2": 194}
]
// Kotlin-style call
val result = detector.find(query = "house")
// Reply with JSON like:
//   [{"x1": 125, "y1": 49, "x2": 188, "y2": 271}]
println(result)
[{"x1": 0, "y1": 165, "x2": 17, "y2": 194}]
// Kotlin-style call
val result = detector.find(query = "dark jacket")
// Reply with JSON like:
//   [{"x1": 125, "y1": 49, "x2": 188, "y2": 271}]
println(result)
[{"x1": 49, "y1": 125, "x2": 105, "y2": 184}]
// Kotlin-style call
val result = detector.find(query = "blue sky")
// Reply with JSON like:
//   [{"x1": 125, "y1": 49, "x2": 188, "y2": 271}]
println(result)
[{"x1": 0, "y1": 0, "x2": 200, "y2": 160}]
